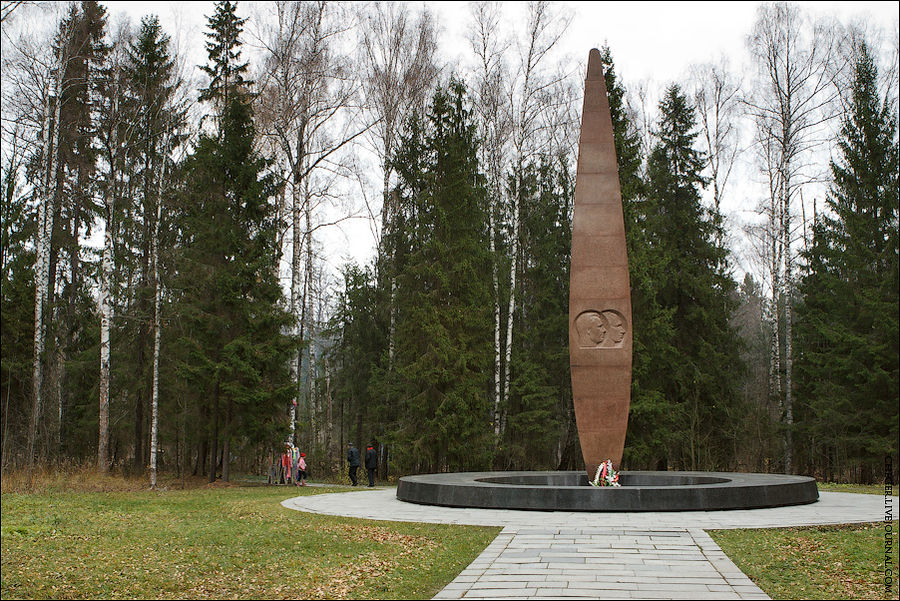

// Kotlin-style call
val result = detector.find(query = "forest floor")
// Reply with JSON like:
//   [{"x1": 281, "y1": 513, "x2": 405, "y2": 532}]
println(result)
[{"x1": 1, "y1": 469, "x2": 895, "y2": 599}]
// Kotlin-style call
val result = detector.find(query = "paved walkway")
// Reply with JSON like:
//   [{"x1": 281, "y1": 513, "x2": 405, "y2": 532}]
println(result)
[{"x1": 282, "y1": 488, "x2": 894, "y2": 600}]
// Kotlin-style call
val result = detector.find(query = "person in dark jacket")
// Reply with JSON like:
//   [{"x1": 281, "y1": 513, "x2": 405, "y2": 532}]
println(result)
[
  {"x1": 364, "y1": 442, "x2": 377, "y2": 487},
  {"x1": 347, "y1": 442, "x2": 360, "y2": 486}
]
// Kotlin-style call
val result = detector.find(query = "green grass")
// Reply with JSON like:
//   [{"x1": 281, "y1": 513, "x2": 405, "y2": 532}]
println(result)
[
  {"x1": 1, "y1": 485, "x2": 499, "y2": 600},
  {"x1": 816, "y1": 482, "x2": 887, "y2": 495},
  {"x1": 709, "y1": 522, "x2": 898, "y2": 600}
]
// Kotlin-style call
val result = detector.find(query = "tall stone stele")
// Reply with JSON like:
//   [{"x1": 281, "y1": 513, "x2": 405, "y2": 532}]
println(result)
[{"x1": 569, "y1": 48, "x2": 632, "y2": 477}]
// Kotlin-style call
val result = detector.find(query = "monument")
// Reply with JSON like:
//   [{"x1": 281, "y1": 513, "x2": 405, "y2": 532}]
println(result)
[
  {"x1": 569, "y1": 47, "x2": 632, "y2": 477},
  {"x1": 396, "y1": 49, "x2": 818, "y2": 511}
]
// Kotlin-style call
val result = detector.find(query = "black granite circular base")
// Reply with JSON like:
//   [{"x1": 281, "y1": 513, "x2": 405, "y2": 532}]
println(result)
[{"x1": 396, "y1": 470, "x2": 818, "y2": 512}]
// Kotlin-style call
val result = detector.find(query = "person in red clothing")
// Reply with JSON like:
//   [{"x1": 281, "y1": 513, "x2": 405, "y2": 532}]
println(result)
[
  {"x1": 364, "y1": 442, "x2": 377, "y2": 487},
  {"x1": 297, "y1": 452, "x2": 307, "y2": 486},
  {"x1": 281, "y1": 446, "x2": 291, "y2": 484}
]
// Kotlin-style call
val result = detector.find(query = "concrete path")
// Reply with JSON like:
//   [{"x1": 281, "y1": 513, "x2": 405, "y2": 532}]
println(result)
[{"x1": 282, "y1": 488, "x2": 894, "y2": 600}]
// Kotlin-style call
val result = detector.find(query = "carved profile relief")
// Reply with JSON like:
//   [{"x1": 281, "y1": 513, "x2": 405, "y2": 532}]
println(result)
[{"x1": 575, "y1": 309, "x2": 628, "y2": 349}]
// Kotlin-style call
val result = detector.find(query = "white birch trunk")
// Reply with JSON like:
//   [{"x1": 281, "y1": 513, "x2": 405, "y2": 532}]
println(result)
[
  {"x1": 490, "y1": 200, "x2": 502, "y2": 438},
  {"x1": 500, "y1": 174, "x2": 520, "y2": 436},
  {"x1": 781, "y1": 175, "x2": 793, "y2": 474},
  {"x1": 150, "y1": 132, "x2": 170, "y2": 489},
  {"x1": 769, "y1": 194, "x2": 782, "y2": 411},
  {"x1": 304, "y1": 190, "x2": 316, "y2": 444},
  {"x1": 28, "y1": 58, "x2": 63, "y2": 478},
  {"x1": 289, "y1": 173, "x2": 303, "y2": 444},
  {"x1": 98, "y1": 88, "x2": 117, "y2": 473}
]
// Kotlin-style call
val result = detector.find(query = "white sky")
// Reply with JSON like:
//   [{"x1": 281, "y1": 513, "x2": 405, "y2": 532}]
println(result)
[{"x1": 5, "y1": 1, "x2": 900, "y2": 286}]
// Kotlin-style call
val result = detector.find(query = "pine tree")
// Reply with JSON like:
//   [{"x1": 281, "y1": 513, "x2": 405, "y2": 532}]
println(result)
[
  {"x1": 794, "y1": 43, "x2": 899, "y2": 482},
  {"x1": 387, "y1": 79, "x2": 494, "y2": 473}
]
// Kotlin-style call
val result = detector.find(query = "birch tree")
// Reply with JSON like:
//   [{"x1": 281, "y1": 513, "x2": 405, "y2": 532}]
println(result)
[
  {"x1": 255, "y1": 0, "x2": 363, "y2": 444},
  {"x1": 96, "y1": 56, "x2": 123, "y2": 474},
  {"x1": 745, "y1": 2, "x2": 839, "y2": 472},
  {"x1": 467, "y1": 1, "x2": 510, "y2": 442},
  {"x1": 500, "y1": 1, "x2": 569, "y2": 439},
  {"x1": 26, "y1": 23, "x2": 65, "y2": 482},
  {"x1": 690, "y1": 59, "x2": 740, "y2": 250}
]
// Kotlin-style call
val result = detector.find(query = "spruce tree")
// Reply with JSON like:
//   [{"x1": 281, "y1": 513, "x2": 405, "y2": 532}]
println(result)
[
  {"x1": 503, "y1": 156, "x2": 572, "y2": 470},
  {"x1": 108, "y1": 14, "x2": 181, "y2": 474},
  {"x1": 38, "y1": 1, "x2": 108, "y2": 456},
  {"x1": 637, "y1": 84, "x2": 741, "y2": 470},
  {"x1": 795, "y1": 43, "x2": 899, "y2": 482},
  {"x1": 328, "y1": 263, "x2": 384, "y2": 454},
  {"x1": 199, "y1": 0, "x2": 250, "y2": 119},
  {"x1": 173, "y1": 2, "x2": 292, "y2": 482},
  {"x1": 597, "y1": 48, "x2": 678, "y2": 470},
  {"x1": 388, "y1": 79, "x2": 494, "y2": 473}
]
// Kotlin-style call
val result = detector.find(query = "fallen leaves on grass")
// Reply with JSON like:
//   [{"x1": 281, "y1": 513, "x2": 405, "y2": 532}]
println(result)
[{"x1": 304, "y1": 524, "x2": 439, "y2": 599}]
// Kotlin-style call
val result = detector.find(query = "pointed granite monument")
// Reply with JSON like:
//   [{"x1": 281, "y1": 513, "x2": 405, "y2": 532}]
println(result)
[{"x1": 570, "y1": 48, "x2": 632, "y2": 477}]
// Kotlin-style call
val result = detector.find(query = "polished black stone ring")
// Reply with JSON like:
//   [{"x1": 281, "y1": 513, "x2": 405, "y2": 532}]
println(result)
[{"x1": 397, "y1": 471, "x2": 819, "y2": 512}]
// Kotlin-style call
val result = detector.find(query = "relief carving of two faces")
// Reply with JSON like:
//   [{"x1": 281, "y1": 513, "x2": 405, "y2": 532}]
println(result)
[{"x1": 575, "y1": 310, "x2": 627, "y2": 349}]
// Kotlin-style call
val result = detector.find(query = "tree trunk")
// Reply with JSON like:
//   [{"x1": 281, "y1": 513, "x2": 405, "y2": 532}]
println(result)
[
  {"x1": 28, "y1": 59, "x2": 63, "y2": 483},
  {"x1": 781, "y1": 176, "x2": 793, "y2": 474},
  {"x1": 304, "y1": 195, "x2": 316, "y2": 445},
  {"x1": 99, "y1": 73, "x2": 121, "y2": 474},
  {"x1": 289, "y1": 154, "x2": 304, "y2": 444},
  {"x1": 500, "y1": 170, "x2": 522, "y2": 437},
  {"x1": 222, "y1": 397, "x2": 232, "y2": 482},
  {"x1": 324, "y1": 355, "x2": 333, "y2": 473},
  {"x1": 490, "y1": 186, "x2": 502, "y2": 441},
  {"x1": 208, "y1": 380, "x2": 219, "y2": 482},
  {"x1": 149, "y1": 132, "x2": 168, "y2": 489}
]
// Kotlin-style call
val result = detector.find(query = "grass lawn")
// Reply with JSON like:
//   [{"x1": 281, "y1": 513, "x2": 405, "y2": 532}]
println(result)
[
  {"x1": 709, "y1": 522, "x2": 898, "y2": 600},
  {"x1": 1, "y1": 479, "x2": 499, "y2": 600},
  {"x1": 816, "y1": 482, "x2": 886, "y2": 495},
  {"x1": 4, "y1": 471, "x2": 897, "y2": 600}
]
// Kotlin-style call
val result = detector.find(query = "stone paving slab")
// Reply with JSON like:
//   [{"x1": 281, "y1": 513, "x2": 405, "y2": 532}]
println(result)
[
  {"x1": 282, "y1": 488, "x2": 895, "y2": 600},
  {"x1": 435, "y1": 526, "x2": 768, "y2": 600}
]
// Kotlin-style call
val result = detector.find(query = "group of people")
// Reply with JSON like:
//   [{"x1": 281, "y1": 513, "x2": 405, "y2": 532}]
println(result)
[
  {"x1": 346, "y1": 442, "x2": 378, "y2": 487},
  {"x1": 270, "y1": 441, "x2": 378, "y2": 488},
  {"x1": 278, "y1": 443, "x2": 308, "y2": 486}
]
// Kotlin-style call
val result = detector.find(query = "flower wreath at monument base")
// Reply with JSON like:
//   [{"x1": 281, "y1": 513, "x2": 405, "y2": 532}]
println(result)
[{"x1": 590, "y1": 459, "x2": 620, "y2": 487}]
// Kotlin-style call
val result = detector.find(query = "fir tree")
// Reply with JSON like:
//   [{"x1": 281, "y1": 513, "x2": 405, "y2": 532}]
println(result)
[{"x1": 795, "y1": 43, "x2": 899, "y2": 482}]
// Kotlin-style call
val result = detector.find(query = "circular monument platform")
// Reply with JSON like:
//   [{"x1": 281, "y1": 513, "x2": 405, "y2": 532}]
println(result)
[{"x1": 397, "y1": 471, "x2": 818, "y2": 512}]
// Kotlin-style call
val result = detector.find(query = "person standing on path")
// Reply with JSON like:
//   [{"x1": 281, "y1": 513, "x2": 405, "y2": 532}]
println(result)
[
  {"x1": 347, "y1": 442, "x2": 360, "y2": 486},
  {"x1": 365, "y1": 442, "x2": 377, "y2": 487},
  {"x1": 297, "y1": 452, "x2": 307, "y2": 486}
]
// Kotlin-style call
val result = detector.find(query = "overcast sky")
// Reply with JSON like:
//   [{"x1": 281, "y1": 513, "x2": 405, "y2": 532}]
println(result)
[{"x1": 4, "y1": 1, "x2": 899, "y2": 282}]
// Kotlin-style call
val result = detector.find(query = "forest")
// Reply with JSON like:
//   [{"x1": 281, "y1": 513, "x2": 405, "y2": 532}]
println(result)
[{"x1": 1, "y1": 1, "x2": 897, "y2": 485}]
